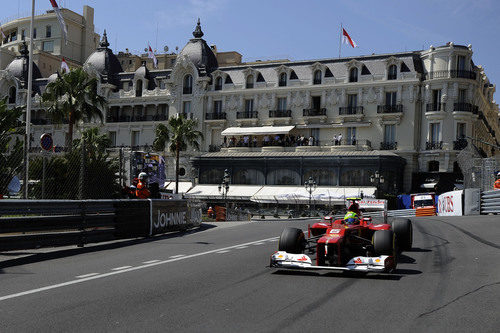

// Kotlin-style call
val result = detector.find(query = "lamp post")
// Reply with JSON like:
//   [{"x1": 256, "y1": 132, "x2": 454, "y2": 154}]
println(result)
[
  {"x1": 218, "y1": 169, "x2": 230, "y2": 219},
  {"x1": 370, "y1": 171, "x2": 384, "y2": 198},
  {"x1": 304, "y1": 176, "x2": 317, "y2": 217}
]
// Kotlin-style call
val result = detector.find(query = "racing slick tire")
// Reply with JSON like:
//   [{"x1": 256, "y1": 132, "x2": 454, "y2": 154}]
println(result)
[
  {"x1": 392, "y1": 218, "x2": 413, "y2": 252},
  {"x1": 278, "y1": 227, "x2": 306, "y2": 254},
  {"x1": 372, "y1": 230, "x2": 395, "y2": 256}
]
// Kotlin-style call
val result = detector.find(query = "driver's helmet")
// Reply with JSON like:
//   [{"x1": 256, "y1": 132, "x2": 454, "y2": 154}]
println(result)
[
  {"x1": 138, "y1": 172, "x2": 148, "y2": 180},
  {"x1": 497, "y1": 171, "x2": 500, "y2": 179},
  {"x1": 345, "y1": 217, "x2": 359, "y2": 225}
]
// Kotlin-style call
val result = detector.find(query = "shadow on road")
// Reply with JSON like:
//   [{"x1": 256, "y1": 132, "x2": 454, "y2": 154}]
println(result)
[
  {"x1": 0, "y1": 224, "x2": 217, "y2": 270},
  {"x1": 409, "y1": 247, "x2": 432, "y2": 253}
]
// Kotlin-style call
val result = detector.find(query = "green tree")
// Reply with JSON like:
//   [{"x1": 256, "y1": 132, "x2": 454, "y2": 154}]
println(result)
[
  {"x1": 153, "y1": 116, "x2": 203, "y2": 193},
  {"x1": 42, "y1": 67, "x2": 106, "y2": 148},
  {"x1": 29, "y1": 127, "x2": 121, "y2": 199},
  {"x1": 0, "y1": 98, "x2": 24, "y2": 196}
]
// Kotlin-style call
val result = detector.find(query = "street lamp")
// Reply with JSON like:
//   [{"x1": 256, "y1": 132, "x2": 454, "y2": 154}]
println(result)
[
  {"x1": 218, "y1": 169, "x2": 231, "y2": 217},
  {"x1": 304, "y1": 176, "x2": 317, "y2": 217},
  {"x1": 370, "y1": 171, "x2": 384, "y2": 197}
]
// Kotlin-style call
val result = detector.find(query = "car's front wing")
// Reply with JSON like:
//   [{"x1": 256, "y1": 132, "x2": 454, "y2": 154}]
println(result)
[{"x1": 270, "y1": 251, "x2": 396, "y2": 273}]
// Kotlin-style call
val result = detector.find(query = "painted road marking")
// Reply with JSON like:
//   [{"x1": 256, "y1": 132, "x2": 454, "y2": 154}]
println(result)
[
  {"x1": 75, "y1": 273, "x2": 99, "y2": 279},
  {"x1": 216, "y1": 250, "x2": 230, "y2": 253},
  {"x1": 253, "y1": 242, "x2": 264, "y2": 245},
  {"x1": 111, "y1": 266, "x2": 133, "y2": 271},
  {"x1": 0, "y1": 236, "x2": 279, "y2": 302},
  {"x1": 142, "y1": 260, "x2": 160, "y2": 264},
  {"x1": 169, "y1": 255, "x2": 185, "y2": 259},
  {"x1": 235, "y1": 246, "x2": 248, "y2": 249}
]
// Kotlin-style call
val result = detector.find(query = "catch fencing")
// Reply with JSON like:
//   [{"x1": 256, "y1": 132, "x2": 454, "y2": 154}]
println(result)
[
  {"x1": 481, "y1": 190, "x2": 500, "y2": 214},
  {"x1": 457, "y1": 141, "x2": 498, "y2": 191}
]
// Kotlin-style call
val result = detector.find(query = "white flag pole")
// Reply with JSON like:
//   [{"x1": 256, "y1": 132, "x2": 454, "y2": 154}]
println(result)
[
  {"x1": 24, "y1": 0, "x2": 35, "y2": 198},
  {"x1": 338, "y1": 23, "x2": 342, "y2": 59}
]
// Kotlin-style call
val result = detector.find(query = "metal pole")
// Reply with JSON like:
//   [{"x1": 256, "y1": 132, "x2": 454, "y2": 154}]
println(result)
[
  {"x1": 338, "y1": 23, "x2": 342, "y2": 59},
  {"x1": 24, "y1": 0, "x2": 35, "y2": 199},
  {"x1": 42, "y1": 154, "x2": 46, "y2": 199}
]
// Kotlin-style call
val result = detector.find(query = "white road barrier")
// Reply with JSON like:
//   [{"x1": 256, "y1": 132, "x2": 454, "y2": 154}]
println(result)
[{"x1": 438, "y1": 190, "x2": 464, "y2": 216}]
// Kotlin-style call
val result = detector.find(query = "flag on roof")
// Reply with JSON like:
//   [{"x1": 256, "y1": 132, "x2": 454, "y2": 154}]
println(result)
[
  {"x1": 49, "y1": 0, "x2": 67, "y2": 44},
  {"x1": 148, "y1": 43, "x2": 158, "y2": 68},
  {"x1": 342, "y1": 28, "x2": 357, "y2": 48},
  {"x1": 61, "y1": 57, "x2": 70, "y2": 73}
]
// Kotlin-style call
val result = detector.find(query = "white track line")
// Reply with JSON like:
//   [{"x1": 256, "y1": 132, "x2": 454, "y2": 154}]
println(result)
[
  {"x1": 169, "y1": 255, "x2": 185, "y2": 259},
  {"x1": 0, "y1": 236, "x2": 279, "y2": 302},
  {"x1": 75, "y1": 273, "x2": 99, "y2": 279},
  {"x1": 216, "y1": 250, "x2": 230, "y2": 253},
  {"x1": 235, "y1": 246, "x2": 248, "y2": 249},
  {"x1": 111, "y1": 266, "x2": 132, "y2": 271},
  {"x1": 142, "y1": 260, "x2": 160, "y2": 264}
]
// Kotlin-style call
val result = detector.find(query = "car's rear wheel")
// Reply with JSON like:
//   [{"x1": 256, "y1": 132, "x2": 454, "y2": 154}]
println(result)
[
  {"x1": 372, "y1": 230, "x2": 395, "y2": 256},
  {"x1": 278, "y1": 227, "x2": 306, "y2": 254},
  {"x1": 392, "y1": 218, "x2": 413, "y2": 251}
]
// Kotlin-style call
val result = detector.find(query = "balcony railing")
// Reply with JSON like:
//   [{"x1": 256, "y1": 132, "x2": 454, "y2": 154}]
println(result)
[
  {"x1": 380, "y1": 142, "x2": 398, "y2": 150},
  {"x1": 31, "y1": 118, "x2": 51, "y2": 125},
  {"x1": 426, "y1": 141, "x2": 443, "y2": 150},
  {"x1": 426, "y1": 103, "x2": 446, "y2": 112},
  {"x1": 453, "y1": 102, "x2": 475, "y2": 112},
  {"x1": 377, "y1": 105, "x2": 403, "y2": 113},
  {"x1": 269, "y1": 110, "x2": 291, "y2": 118},
  {"x1": 106, "y1": 115, "x2": 168, "y2": 122},
  {"x1": 453, "y1": 139, "x2": 468, "y2": 150},
  {"x1": 339, "y1": 106, "x2": 364, "y2": 115},
  {"x1": 205, "y1": 112, "x2": 226, "y2": 120},
  {"x1": 236, "y1": 111, "x2": 258, "y2": 119},
  {"x1": 303, "y1": 108, "x2": 327, "y2": 116},
  {"x1": 426, "y1": 70, "x2": 476, "y2": 80}
]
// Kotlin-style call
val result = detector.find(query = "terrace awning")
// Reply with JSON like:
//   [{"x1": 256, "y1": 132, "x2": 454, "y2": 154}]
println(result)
[
  {"x1": 221, "y1": 126, "x2": 295, "y2": 136},
  {"x1": 250, "y1": 186, "x2": 377, "y2": 204},
  {"x1": 184, "y1": 185, "x2": 263, "y2": 200}
]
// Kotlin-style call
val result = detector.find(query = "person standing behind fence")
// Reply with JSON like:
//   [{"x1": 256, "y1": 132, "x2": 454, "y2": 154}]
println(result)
[
  {"x1": 338, "y1": 133, "x2": 343, "y2": 145},
  {"x1": 494, "y1": 172, "x2": 500, "y2": 190},
  {"x1": 136, "y1": 172, "x2": 151, "y2": 199}
]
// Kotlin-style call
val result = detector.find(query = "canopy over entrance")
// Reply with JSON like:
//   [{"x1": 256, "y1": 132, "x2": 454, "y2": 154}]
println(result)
[
  {"x1": 250, "y1": 186, "x2": 377, "y2": 204},
  {"x1": 221, "y1": 126, "x2": 295, "y2": 136}
]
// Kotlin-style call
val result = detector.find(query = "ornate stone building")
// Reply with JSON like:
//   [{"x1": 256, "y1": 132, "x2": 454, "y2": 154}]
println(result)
[{"x1": 1, "y1": 20, "x2": 498, "y2": 200}]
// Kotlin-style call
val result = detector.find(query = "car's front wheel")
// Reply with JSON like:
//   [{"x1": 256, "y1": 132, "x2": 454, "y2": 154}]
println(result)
[
  {"x1": 278, "y1": 227, "x2": 306, "y2": 254},
  {"x1": 372, "y1": 230, "x2": 395, "y2": 256}
]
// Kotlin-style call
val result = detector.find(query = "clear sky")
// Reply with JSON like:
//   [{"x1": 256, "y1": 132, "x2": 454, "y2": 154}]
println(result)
[{"x1": 2, "y1": 0, "x2": 499, "y2": 99}]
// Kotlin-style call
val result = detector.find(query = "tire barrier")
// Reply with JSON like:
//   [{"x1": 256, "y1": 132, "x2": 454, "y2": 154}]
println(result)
[
  {"x1": 0, "y1": 199, "x2": 202, "y2": 251},
  {"x1": 481, "y1": 190, "x2": 500, "y2": 214}
]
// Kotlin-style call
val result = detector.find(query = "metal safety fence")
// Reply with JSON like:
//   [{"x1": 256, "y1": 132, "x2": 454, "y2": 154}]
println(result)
[{"x1": 481, "y1": 190, "x2": 500, "y2": 214}]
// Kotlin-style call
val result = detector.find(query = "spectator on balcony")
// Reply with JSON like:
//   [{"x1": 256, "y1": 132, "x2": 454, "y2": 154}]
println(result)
[
  {"x1": 243, "y1": 135, "x2": 250, "y2": 147},
  {"x1": 263, "y1": 135, "x2": 270, "y2": 146},
  {"x1": 338, "y1": 133, "x2": 343, "y2": 145},
  {"x1": 333, "y1": 134, "x2": 338, "y2": 146},
  {"x1": 308, "y1": 136, "x2": 314, "y2": 146},
  {"x1": 229, "y1": 136, "x2": 236, "y2": 147},
  {"x1": 351, "y1": 134, "x2": 356, "y2": 145},
  {"x1": 252, "y1": 136, "x2": 258, "y2": 147}
]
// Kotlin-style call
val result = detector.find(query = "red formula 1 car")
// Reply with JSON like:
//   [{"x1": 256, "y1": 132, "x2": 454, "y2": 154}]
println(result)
[{"x1": 270, "y1": 203, "x2": 412, "y2": 273}]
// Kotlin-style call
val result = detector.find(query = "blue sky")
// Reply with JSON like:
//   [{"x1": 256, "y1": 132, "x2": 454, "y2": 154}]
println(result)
[{"x1": 2, "y1": 0, "x2": 499, "y2": 99}]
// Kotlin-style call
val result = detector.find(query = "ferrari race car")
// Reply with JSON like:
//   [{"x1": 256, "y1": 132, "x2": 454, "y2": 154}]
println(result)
[{"x1": 270, "y1": 209, "x2": 412, "y2": 273}]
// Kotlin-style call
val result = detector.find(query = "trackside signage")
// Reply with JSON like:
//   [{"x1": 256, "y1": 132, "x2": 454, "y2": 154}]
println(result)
[
  {"x1": 149, "y1": 199, "x2": 202, "y2": 236},
  {"x1": 437, "y1": 190, "x2": 463, "y2": 216}
]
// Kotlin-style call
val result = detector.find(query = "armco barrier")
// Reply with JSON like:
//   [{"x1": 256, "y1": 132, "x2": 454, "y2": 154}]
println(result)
[
  {"x1": 481, "y1": 190, "x2": 500, "y2": 214},
  {"x1": 0, "y1": 199, "x2": 202, "y2": 251}
]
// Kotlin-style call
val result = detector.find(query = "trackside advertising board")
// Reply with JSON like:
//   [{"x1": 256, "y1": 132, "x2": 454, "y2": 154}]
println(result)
[
  {"x1": 437, "y1": 190, "x2": 463, "y2": 216},
  {"x1": 149, "y1": 199, "x2": 202, "y2": 236}
]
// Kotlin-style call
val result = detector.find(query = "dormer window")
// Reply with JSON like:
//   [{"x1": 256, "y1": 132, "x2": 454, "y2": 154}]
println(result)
[
  {"x1": 215, "y1": 77, "x2": 222, "y2": 91},
  {"x1": 349, "y1": 67, "x2": 358, "y2": 82},
  {"x1": 46, "y1": 25, "x2": 51, "y2": 38},
  {"x1": 246, "y1": 75, "x2": 254, "y2": 89},
  {"x1": 388, "y1": 64, "x2": 397, "y2": 80},
  {"x1": 313, "y1": 70, "x2": 322, "y2": 85},
  {"x1": 183, "y1": 74, "x2": 193, "y2": 94},
  {"x1": 136, "y1": 80, "x2": 143, "y2": 97},
  {"x1": 279, "y1": 72, "x2": 287, "y2": 87}
]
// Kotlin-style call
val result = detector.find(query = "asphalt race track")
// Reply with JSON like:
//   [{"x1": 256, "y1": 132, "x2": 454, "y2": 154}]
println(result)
[{"x1": 1, "y1": 215, "x2": 499, "y2": 332}]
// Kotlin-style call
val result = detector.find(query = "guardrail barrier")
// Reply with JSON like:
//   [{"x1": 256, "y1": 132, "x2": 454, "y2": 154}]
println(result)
[{"x1": 481, "y1": 190, "x2": 500, "y2": 214}]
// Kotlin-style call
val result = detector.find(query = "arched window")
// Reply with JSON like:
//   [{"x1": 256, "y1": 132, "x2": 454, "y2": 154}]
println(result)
[
  {"x1": 349, "y1": 67, "x2": 358, "y2": 82},
  {"x1": 135, "y1": 80, "x2": 143, "y2": 97},
  {"x1": 183, "y1": 74, "x2": 193, "y2": 94},
  {"x1": 313, "y1": 70, "x2": 322, "y2": 85},
  {"x1": 388, "y1": 64, "x2": 397, "y2": 80},
  {"x1": 428, "y1": 161, "x2": 440, "y2": 172},
  {"x1": 246, "y1": 75, "x2": 254, "y2": 89},
  {"x1": 215, "y1": 77, "x2": 222, "y2": 91},
  {"x1": 8, "y1": 86, "x2": 16, "y2": 104},
  {"x1": 279, "y1": 72, "x2": 287, "y2": 87}
]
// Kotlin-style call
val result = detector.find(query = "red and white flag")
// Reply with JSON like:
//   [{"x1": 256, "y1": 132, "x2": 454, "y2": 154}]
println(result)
[
  {"x1": 342, "y1": 28, "x2": 357, "y2": 48},
  {"x1": 49, "y1": 0, "x2": 68, "y2": 44},
  {"x1": 61, "y1": 57, "x2": 70, "y2": 73},
  {"x1": 148, "y1": 43, "x2": 158, "y2": 68}
]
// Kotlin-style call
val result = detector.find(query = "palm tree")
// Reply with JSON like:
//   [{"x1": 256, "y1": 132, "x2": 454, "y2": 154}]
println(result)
[
  {"x1": 153, "y1": 115, "x2": 203, "y2": 193},
  {"x1": 42, "y1": 67, "x2": 107, "y2": 148}
]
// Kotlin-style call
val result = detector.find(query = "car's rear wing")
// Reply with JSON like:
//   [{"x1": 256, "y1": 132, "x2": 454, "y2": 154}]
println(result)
[{"x1": 345, "y1": 199, "x2": 388, "y2": 223}]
